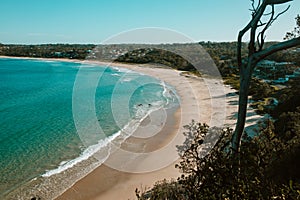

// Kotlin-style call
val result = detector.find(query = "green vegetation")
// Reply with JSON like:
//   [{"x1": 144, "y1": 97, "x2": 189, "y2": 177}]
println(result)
[
  {"x1": 0, "y1": 16, "x2": 299, "y2": 199},
  {"x1": 115, "y1": 48, "x2": 195, "y2": 71},
  {"x1": 0, "y1": 42, "x2": 297, "y2": 75},
  {"x1": 137, "y1": 4, "x2": 300, "y2": 200},
  {"x1": 285, "y1": 15, "x2": 300, "y2": 40},
  {"x1": 0, "y1": 44, "x2": 95, "y2": 59},
  {"x1": 136, "y1": 120, "x2": 300, "y2": 200},
  {"x1": 272, "y1": 77, "x2": 300, "y2": 117},
  {"x1": 0, "y1": 43, "x2": 299, "y2": 200}
]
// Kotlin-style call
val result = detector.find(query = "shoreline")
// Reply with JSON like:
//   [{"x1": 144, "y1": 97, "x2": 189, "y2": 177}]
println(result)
[
  {"x1": 0, "y1": 56, "x2": 262, "y2": 200},
  {"x1": 57, "y1": 106, "x2": 182, "y2": 200},
  {"x1": 53, "y1": 58, "x2": 232, "y2": 200},
  {"x1": 54, "y1": 58, "x2": 206, "y2": 200}
]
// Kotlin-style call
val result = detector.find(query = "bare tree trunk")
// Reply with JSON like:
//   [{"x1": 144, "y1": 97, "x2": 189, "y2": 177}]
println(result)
[
  {"x1": 232, "y1": 37, "x2": 300, "y2": 153},
  {"x1": 231, "y1": 63, "x2": 253, "y2": 153},
  {"x1": 231, "y1": 0, "x2": 300, "y2": 154}
]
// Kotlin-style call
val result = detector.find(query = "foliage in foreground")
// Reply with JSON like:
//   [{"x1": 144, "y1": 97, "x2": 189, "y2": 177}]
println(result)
[{"x1": 136, "y1": 121, "x2": 300, "y2": 200}]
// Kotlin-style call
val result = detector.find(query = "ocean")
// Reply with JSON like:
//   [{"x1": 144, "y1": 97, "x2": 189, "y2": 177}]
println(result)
[{"x1": 0, "y1": 58, "x2": 178, "y2": 199}]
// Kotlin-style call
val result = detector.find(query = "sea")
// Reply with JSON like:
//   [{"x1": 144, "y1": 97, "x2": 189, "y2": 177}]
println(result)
[{"x1": 0, "y1": 58, "x2": 179, "y2": 199}]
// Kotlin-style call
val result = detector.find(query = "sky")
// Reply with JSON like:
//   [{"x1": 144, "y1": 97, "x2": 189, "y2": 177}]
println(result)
[{"x1": 0, "y1": 0, "x2": 299, "y2": 44}]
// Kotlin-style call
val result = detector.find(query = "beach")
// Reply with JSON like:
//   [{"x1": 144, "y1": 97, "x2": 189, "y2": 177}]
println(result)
[
  {"x1": 0, "y1": 56, "x2": 261, "y2": 199},
  {"x1": 54, "y1": 60, "x2": 261, "y2": 200}
]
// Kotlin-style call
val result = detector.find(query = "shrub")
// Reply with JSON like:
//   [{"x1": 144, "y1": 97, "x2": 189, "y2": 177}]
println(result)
[{"x1": 136, "y1": 121, "x2": 300, "y2": 200}]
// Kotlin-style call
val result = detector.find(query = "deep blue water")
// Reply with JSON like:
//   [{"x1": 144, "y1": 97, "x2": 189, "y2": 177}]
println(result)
[{"x1": 0, "y1": 58, "x2": 176, "y2": 196}]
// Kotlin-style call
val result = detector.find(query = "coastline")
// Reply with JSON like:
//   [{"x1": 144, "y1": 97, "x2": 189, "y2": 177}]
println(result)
[
  {"x1": 55, "y1": 58, "x2": 207, "y2": 200},
  {"x1": 57, "y1": 107, "x2": 182, "y2": 200},
  {"x1": 53, "y1": 58, "x2": 236, "y2": 200},
  {"x1": 0, "y1": 56, "x2": 262, "y2": 200}
]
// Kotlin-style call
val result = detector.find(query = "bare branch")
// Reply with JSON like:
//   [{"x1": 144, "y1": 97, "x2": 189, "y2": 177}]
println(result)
[
  {"x1": 251, "y1": 0, "x2": 261, "y2": 15},
  {"x1": 266, "y1": 0, "x2": 293, "y2": 5},
  {"x1": 257, "y1": 4, "x2": 290, "y2": 51},
  {"x1": 263, "y1": 11, "x2": 274, "y2": 16},
  {"x1": 237, "y1": 1, "x2": 269, "y2": 68},
  {"x1": 233, "y1": 0, "x2": 296, "y2": 153},
  {"x1": 251, "y1": 0, "x2": 256, "y2": 13},
  {"x1": 254, "y1": 36, "x2": 300, "y2": 62},
  {"x1": 258, "y1": 21, "x2": 267, "y2": 27},
  {"x1": 272, "y1": 5, "x2": 291, "y2": 23},
  {"x1": 257, "y1": 5, "x2": 275, "y2": 51}
]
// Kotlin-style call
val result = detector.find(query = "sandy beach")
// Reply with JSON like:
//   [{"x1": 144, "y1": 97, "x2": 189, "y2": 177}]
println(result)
[
  {"x1": 0, "y1": 56, "x2": 261, "y2": 199},
  {"x1": 54, "y1": 59, "x2": 260, "y2": 200}
]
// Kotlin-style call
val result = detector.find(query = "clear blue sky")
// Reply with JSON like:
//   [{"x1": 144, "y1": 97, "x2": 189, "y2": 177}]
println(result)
[{"x1": 0, "y1": 0, "x2": 299, "y2": 44}]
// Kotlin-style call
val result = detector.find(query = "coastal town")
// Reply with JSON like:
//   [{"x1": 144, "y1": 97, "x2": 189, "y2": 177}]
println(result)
[{"x1": 1, "y1": 42, "x2": 299, "y2": 88}]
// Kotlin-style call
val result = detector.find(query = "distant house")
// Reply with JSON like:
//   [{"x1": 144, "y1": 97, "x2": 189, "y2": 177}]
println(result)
[
  {"x1": 220, "y1": 55, "x2": 229, "y2": 60},
  {"x1": 257, "y1": 60, "x2": 294, "y2": 69},
  {"x1": 292, "y1": 48, "x2": 300, "y2": 53},
  {"x1": 273, "y1": 77, "x2": 289, "y2": 84},
  {"x1": 286, "y1": 74, "x2": 297, "y2": 79},
  {"x1": 294, "y1": 68, "x2": 300, "y2": 76},
  {"x1": 255, "y1": 59, "x2": 295, "y2": 80},
  {"x1": 257, "y1": 60, "x2": 276, "y2": 69},
  {"x1": 54, "y1": 52, "x2": 62, "y2": 56}
]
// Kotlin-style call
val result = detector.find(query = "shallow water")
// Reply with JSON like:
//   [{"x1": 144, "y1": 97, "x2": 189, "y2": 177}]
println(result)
[{"x1": 0, "y1": 58, "x2": 178, "y2": 198}]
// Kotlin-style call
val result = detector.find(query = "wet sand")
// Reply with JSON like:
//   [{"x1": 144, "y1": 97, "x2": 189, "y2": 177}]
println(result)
[
  {"x1": 0, "y1": 56, "x2": 261, "y2": 200},
  {"x1": 57, "y1": 61, "x2": 240, "y2": 200}
]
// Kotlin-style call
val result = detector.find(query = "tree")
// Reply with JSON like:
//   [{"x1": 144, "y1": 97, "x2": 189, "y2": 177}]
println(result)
[
  {"x1": 136, "y1": 121, "x2": 300, "y2": 199},
  {"x1": 231, "y1": 0, "x2": 300, "y2": 153},
  {"x1": 285, "y1": 14, "x2": 300, "y2": 40}
]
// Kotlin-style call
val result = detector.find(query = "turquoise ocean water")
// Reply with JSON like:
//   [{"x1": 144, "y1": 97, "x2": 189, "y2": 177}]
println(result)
[{"x1": 0, "y1": 58, "x2": 178, "y2": 198}]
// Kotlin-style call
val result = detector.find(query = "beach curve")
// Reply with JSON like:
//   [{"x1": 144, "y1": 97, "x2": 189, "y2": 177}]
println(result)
[
  {"x1": 55, "y1": 60, "x2": 239, "y2": 200},
  {"x1": 0, "y1": 56, "x2": 261, "y2": 200}
]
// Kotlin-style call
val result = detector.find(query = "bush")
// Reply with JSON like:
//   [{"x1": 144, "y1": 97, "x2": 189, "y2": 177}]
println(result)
[
  {"x1": 135, "y1": 179, "x2": 185, "y2": 200},
  {"x1": 136, "y1": 121, "x2": 300, "y2": 200}
]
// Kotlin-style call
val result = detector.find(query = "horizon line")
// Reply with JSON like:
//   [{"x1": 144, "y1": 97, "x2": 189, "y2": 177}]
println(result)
[{"x1": 0, "y1": 40, "x2": 284, "y2": 45}]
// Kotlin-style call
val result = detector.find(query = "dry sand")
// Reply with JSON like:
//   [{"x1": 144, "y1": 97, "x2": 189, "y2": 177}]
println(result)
[
  {"x1": 55, "y1": 60, "x2": 261, "y2": 200},
  {"x1": 0, "y1": 56, "x2": 262, "y2": 199}
]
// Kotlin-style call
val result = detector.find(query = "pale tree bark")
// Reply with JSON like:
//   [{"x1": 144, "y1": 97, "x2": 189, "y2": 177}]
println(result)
[{"x1": 231, "y1": 0, "x2": 300, "y2": 153}]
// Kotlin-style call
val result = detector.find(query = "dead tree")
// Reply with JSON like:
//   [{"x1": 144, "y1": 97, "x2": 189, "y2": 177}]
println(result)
[{"x1": 231, "y1": 0, "x2": 300, "y2": 153}]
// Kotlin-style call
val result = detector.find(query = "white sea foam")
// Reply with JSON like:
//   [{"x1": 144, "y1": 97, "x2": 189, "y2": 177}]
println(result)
[
  {"x1": 160, "y1": 81, "x2": 179, "y2": 107},
  {"x1": 72, "y1": 64, "x2": 98, "y2": 69},
  {"x1": 41, "y1": 100, "x2": 167, "y2": 178},
  {"x1": 41, "y1": 133, "x2": 120, "y2": 177},
  {"x1": 113, "y1": 66, "x2": 133, "y2": 73},
  {"x1": 81, "y1": 64, "x2": 99, "y2": 68},
  {"x1": 41, "y1": 79, "x2": 179, "y2": 178}
]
